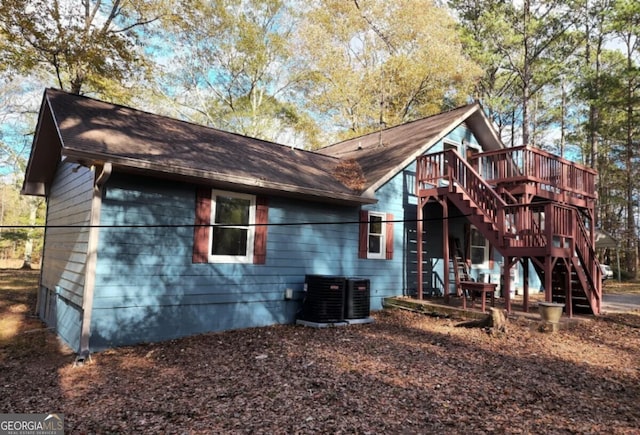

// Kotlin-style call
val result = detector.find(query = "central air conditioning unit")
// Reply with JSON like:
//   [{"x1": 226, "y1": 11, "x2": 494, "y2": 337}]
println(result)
[
  {"x1": 299, "y1": 275, "x2": 346, "y2": 323},
  {"x1": 345, "y1": 278, "x2": 370, "y2": 319}
]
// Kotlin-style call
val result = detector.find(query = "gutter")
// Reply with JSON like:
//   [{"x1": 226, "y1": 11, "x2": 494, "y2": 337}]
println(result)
[
  {"x1": 78, "y1": 162, "x2": 112, "y2": 361},
  {"x1": 62, "y1": 149, "x2": 376, "y2": 205}
]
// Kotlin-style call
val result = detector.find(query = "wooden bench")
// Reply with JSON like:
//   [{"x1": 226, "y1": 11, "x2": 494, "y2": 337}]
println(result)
[{"x1": 459, "y1": 281, "x2": 497, "y2": 313}]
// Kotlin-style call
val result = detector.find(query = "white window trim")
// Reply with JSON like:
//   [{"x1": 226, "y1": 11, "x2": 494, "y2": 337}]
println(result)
[
  {"x1": 443, "y1": 140, "x2": 460, "y2": 153},
  {"x1": 470, "y1": 226, "x2": 490, "y2": 269},
  {"x1": 440, "y1": 141, "x2": 461, "y2": 187},
  {"x1": 367, "y1": 211, "x2": 386, "y2": 259},
  {"x1": 208, "y1": 190, "x2": 256, "y2": 264}
]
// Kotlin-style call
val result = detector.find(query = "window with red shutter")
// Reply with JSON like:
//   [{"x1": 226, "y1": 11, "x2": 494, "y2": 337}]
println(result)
[
  {"x1": 192, "y1": 188, "x2": 211, "y2": 263},
  {"x1": 192, "y1": 188, "x2": 268, "y2": 264},
  {"x1": 253, "y1": 196, "x2": 268, "y2": 264},
  {"x1": 359, "y1": 209, "x2": 394, "y2": 260}
]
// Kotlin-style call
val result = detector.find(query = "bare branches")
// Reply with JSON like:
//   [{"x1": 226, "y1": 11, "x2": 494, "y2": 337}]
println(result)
[{"x1": 352, "y1": 0, "x2": 397, "y2": 54}]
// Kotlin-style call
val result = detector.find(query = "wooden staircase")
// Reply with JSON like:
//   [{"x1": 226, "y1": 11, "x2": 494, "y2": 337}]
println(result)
[{"x1": 416, "y1": 148, "x2": 602, "y2": 315}]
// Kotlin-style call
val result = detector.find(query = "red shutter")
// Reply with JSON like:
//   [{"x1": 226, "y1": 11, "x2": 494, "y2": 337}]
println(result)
[
  {"x1": 489, "y1": 244, "x2": 495, "y2": 269},
  {"x1": 253, "y1": 196, "x2": 269, "y2": 264},
  {"x1": 193, "y1": 188, "x2": 211, "y2": 263},
  {"x1": 358, "y1": 210, "x2": 368, "y2": 259},
  {"x1": 385, "y1": 213, "x2": 394, "y2": 260}
]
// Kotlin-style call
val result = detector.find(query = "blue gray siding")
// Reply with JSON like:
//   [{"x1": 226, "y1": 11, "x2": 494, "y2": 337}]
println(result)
[
  {"x1": 361, "y1": 163, "x2": 410, "y2": 303},
  {"x1": 90, "y1": 174, "x2": 382, "y2": 349},
  {"x1": 65, "y1": 122, "x2": 523, "y2": 351},
  {"x1": 39, "y1": 160, "x2": 94, "y2": 350},
  {"x1": 85, "y1": 124, "x2": 490, "y2": 349}
]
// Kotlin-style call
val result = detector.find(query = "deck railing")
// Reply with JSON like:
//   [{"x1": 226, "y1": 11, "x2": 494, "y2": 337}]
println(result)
[
  {"x1": 575, "y1": 213, "x2": 602, "y2": 305},
  {"x1": 502, "y1": 203, "x2": 547, "y2": 248},
  {"x1": 417, "y1": 150, "x2": 507, "y2": 232},
  {"x1": 416, "y1": 150, "x2": 597, "y2": 255},
  {"x1": 416, "y1": 147, "x2": 601, "y2": 314},
  {"x1": 471, "y1": 146, "x2": 597, "y2": 201}
]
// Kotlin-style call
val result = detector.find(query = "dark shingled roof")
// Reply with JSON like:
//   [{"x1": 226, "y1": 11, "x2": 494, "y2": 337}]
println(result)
[
  {"x1": 22, "y1": 89, "x2": 501, "y2": 203},
  {"x1": 23, "y1": 88, "x2": 374, "y2": 204},
  {"x1": 317, "y1": 104, "x2": 502, "y2": 194}
]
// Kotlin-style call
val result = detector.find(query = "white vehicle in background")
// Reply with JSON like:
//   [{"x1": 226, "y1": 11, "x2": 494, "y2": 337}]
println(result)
[{"x1": 600, "y1": 264, "x2": 614, "y2": 281}]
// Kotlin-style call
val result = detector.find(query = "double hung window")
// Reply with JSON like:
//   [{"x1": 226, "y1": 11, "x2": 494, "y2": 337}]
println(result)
[
  {"x1": 210, "y1": 192, "x2": 255, "y2": 262},
  {"x1": 359, "y1": 210, "x2": 394, "y2": 260},
  {"x1": 366, "y1": 212, "x2": 386, "y2": 259},
  {"x1": 470, "y1": 226, "x2": 489, "y2": 268},
  {"x1": 193, "y1": 189, "x2": 268, "y2": 264}
]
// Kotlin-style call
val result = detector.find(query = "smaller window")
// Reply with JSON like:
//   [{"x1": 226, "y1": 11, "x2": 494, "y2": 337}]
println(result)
[
  {"x1": 367, "y1": 212, "x2": 386, "y2": 259},
  {"x1": 209, "y1": 191, "x2": 255, "y2": 263},
  {"x1": 444, "y1": 141, "x2": 459, "y2": 153},
  {"x1": 470, "y1": 226, "x2": 489, "y2": 268},
  {"x1": 442, "y1": 142, "x2": 460, "y2": 182}
]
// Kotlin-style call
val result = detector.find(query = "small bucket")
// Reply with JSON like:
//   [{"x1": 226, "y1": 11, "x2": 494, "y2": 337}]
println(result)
[{"x1": 538, "y1": 302, "x2": 565, "y2": 332}]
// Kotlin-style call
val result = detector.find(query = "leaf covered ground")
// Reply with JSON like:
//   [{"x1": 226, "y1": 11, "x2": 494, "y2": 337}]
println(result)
[{"x1": 1, "y1": 269, "x2": 640, "y2": 434}]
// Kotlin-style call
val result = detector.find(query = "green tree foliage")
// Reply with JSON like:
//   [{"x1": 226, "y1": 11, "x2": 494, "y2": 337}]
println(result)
[
  {"x1": 451, "y1": 0, "x2": 582, "y2": 147},
  {"x1": 295, "y1": 0, "x2": 482, "y2": 138},
  {"x1": 0, "y1": 182, "x2": 44, "y2": 265},
  {"x1": 574, "y1": 0, "x2": 615, "y2": 170},
  {"x1": 565, "y1": 0, "x2": 640, "y2": 276},
  {"x1": 449, "y1": 0, "x2": 520, "y2": 143},
  {"x1": 605, "y1": 0, "x2": 640, "y2": 274},
  {"x1": 160, "y1": 0, "x2": 321, "y2": 147},
  {"x1": 0, "y1": 0, "x2": 176, "y2": 99}
]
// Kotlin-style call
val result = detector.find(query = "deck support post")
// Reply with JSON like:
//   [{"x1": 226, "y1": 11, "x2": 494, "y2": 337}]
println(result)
[
  {"x1": 544, "y1": 257, "x2": 554, "y2": 303},
  {"x1": 443, "y1": 199, "x2": 450, "y2": 304},
  {"x1": 503, "y1": 256, "x2": 511, "y2": 313},
  {"x1": 417, "y1": 200, "x2": 424, "y2": 300},
  {"x1": 523, "y1": 257, "x2": 529, "y2": 312}
]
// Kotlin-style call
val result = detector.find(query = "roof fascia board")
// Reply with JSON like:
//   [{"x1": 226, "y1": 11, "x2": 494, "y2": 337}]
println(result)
[
  {"x1": 469, "y1": 106, "x2": 503, "y2": 149},
  {"x1": 62, "y1": 149, "x2": 376, "y2": 206},
  {"x1": 20, "y1": 92, "x2": 58, "y2": 195},
  {"x1": 21, "y1": 182, "x2": 47, "y2": 196},
  {"x1": 363, "y1": 105, "x2": 483, "y2": 196},
  {"x1": 484, "y1": 115, "x2": 502, "y2": 147}
]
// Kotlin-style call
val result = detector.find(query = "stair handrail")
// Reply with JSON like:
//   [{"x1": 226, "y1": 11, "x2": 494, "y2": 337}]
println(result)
[
  {"x1": 445, "y1": 150, "x2": 508, "y2": 241},
  {"x1": 416, "y1": 150, "x2": 513, "y2": 245},
  {"x1": 574, "y1": 212, "x2": 602, "y2": 308}
]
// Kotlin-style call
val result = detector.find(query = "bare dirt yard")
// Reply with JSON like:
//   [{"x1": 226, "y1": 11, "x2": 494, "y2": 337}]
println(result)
[{"x1": 1, "y1": 269, "x2": 640, "y2": 434}]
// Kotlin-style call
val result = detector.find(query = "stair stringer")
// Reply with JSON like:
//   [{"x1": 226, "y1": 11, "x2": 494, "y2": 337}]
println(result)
[
  {"x1": 570, "y1": 256, "x2": 600, "y2": 314},
  {"x1": 444, "y1": 181, "x2": 600, "y2": 316},
  {"x1": 445, "y1": 186, "x2": 503, "y2": 250}
]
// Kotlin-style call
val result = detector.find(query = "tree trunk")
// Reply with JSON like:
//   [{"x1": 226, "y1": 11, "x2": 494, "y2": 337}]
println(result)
[
  {"x1": 20, "y1": 201, "x2": 37, "y2": 269},
  {"x1": 560, "y1": 78, "x2": 565, "y2": 158},
  {"x1": 521, "y1": 0, "x2": 531, "y2": 147},
  {"x1": 621, "y1": 31, "x2": 637, "y2": 278},
  {"x1": 455, "y1": 308, "x2": 507, "y2": 334}
]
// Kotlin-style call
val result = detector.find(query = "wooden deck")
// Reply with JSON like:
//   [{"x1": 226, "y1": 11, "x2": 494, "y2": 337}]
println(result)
[{"x1": 415, "y1": 147, "x2": 601, "y2": 316}]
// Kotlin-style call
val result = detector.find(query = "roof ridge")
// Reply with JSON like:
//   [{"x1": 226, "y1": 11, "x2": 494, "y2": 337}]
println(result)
[
  {"x1": 44, "y1": 87, "x2": 338, "y2": 161},
  {"x1": 320, "y1": 102, "x2": 479, "y2": 150}
]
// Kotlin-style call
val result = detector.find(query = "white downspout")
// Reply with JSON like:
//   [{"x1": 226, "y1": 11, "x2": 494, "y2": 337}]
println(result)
[{"x1": 78, "y1": 162, "x2": 112, "y2": 361}]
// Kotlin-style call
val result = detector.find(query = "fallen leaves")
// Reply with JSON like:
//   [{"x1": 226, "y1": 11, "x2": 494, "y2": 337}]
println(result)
[{"x1": 1, "y1": 270, "x2": 640, "y2": 433}]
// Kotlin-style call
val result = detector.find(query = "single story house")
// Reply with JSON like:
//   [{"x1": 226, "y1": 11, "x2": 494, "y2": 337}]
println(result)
[{"x1": 22, "y1": 88, "x2": 600, "y2": 355}]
